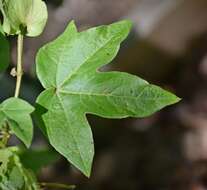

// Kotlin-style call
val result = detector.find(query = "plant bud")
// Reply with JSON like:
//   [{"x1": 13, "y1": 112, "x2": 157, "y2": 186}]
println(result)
[{"x1": 0, "y1": 0, "x2": 48, "y2": 37}]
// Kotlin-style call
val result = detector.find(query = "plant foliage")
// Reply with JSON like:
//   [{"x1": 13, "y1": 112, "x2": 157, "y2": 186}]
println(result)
[
  {"x1": 0, "y1": 0, "x2": 180, "y2": 188},
  {"x1": 36, "y1": 20, "x2": 179, "y2": 176},
  {"x1": 0, "y1": 147, "x2": 40, "y2": 190}
]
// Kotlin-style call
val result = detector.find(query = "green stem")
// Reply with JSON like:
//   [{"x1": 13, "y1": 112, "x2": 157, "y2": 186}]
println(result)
[
  {"x1": 40, "y1": 182, "x2": 76, "y2": 189},
  {"x1": 14, "y1": 34, "x2": 24, "y2": 98},
  {"x1": 0, "y1": 34, "x2": 24, "y2": 148}
]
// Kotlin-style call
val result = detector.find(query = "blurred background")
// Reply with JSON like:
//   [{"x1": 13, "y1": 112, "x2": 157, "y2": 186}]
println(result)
[{"x1": 2, "y1": 0, "x2": 207, "y2": 189}]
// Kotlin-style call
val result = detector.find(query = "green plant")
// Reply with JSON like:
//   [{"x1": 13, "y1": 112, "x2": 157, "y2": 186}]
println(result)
[{"x1": 0, "y1": 0, "x2": 180, "y2": 189}]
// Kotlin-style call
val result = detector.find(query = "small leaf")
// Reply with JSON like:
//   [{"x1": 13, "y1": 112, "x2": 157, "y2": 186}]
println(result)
[
  {"x1": 0, "y1": 0, "x2": 48, "y2": 37},
  {"x1": 36, "y1": 20, "x2": 180, "y2": 176},
  {"x1": 8, "y1": 166, "x2": 25, "y2": 189},
  {"x1": 0, "y1": 33, "x2": 9, "y2": 71},
  {"x1": 0, "y1": 147, "x2": 41, "y2": 190},
  {"x1": 0, "y1": 98, "x2": 34, "y2": 147}
]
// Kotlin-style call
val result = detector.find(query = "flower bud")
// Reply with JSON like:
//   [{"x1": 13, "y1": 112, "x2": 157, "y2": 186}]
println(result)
[{"x1": 0, "y1": 0, "x2": 48, "y2": 37}]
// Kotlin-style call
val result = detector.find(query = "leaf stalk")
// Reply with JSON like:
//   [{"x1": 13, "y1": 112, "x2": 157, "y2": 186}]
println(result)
[
  {"x1": 14, "y1": 34, "x2": 24, "y2": 98},
  {"x1": 40, "y1": 182, "x2": 76, "y2": 189}
]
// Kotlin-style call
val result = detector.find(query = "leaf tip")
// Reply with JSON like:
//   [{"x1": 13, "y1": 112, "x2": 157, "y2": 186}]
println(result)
[
  {"x1": 108, "y1": 19, "x2": 132, "y2": 41},
  {"x1": 168, "y1": 93, "x2": 181, "y2": 105},
  {"x1": 122, "y1": 19, "x2": 133, "y2": 29},
  {"x1": 72, "y1": 155, "x2": 93, "y2": 178},
  {"x1": 25, "y1": 141, "x2": 32, "y2": 149},
  {"x1": 175, "y1": 96, "x2": 182, "y2": 103},
  {"x1": 116, "y1": 19, "x2": 133, "y2": 32},
  {"x1": 65, "y1": 20, "x2": 78, "y2": 33},
  {"x1": 82, "y1": 166, "x2": 92, "y2": 178},
  {"x1": 161, "y1": 91, "x2": 181, "y2": 109}
]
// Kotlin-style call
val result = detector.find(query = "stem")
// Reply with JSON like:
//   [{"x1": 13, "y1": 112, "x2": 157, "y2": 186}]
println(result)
[
  {"x1": 40, "y1": 182, "x2": 76, "y2": 189},
  {"x1": 14, "y1": 34, "x2": 24, "y2": 98},
  {"x1": 0, "y1": 34, "x2": 24, "y2": 148}
]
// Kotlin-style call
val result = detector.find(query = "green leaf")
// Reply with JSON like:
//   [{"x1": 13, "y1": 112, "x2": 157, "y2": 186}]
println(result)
[
  {"x1": 36, "y1": 20, "x2": 180, "y2": 177},
  {"x1": 0, "y1": 0, "x2": 48, "y2": 37},
  {"x1": 0, "y1": 147, "x2": 41, "y2": 190},
  {"x1": 0, "y1": 33, "x2": 9, "y2": 71},
  {"x1": 0, "y1": 98, "x2": 34, "y2": 147}
]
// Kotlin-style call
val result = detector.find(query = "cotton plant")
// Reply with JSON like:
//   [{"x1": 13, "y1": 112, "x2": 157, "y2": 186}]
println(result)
[{"x1": 0, "y1": 0, "x2": 180, "y2": 189}]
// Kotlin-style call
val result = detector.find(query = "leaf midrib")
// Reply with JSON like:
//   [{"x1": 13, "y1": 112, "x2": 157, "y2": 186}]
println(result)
[
  {"x1": 57, "y1": 87, "x2": 173, "y2": 101},
  {"x1": 0, "y1": 108, "x2": 32, "y2": 112}
]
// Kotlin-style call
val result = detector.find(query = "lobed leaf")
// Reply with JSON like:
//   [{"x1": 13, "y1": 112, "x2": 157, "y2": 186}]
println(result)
[
  {"x1": 36, "y1": 20, "x2": 180, "y2": 176},
  {"x1": 0, "y1": 98, "x2": 34, "y2": 147}
]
